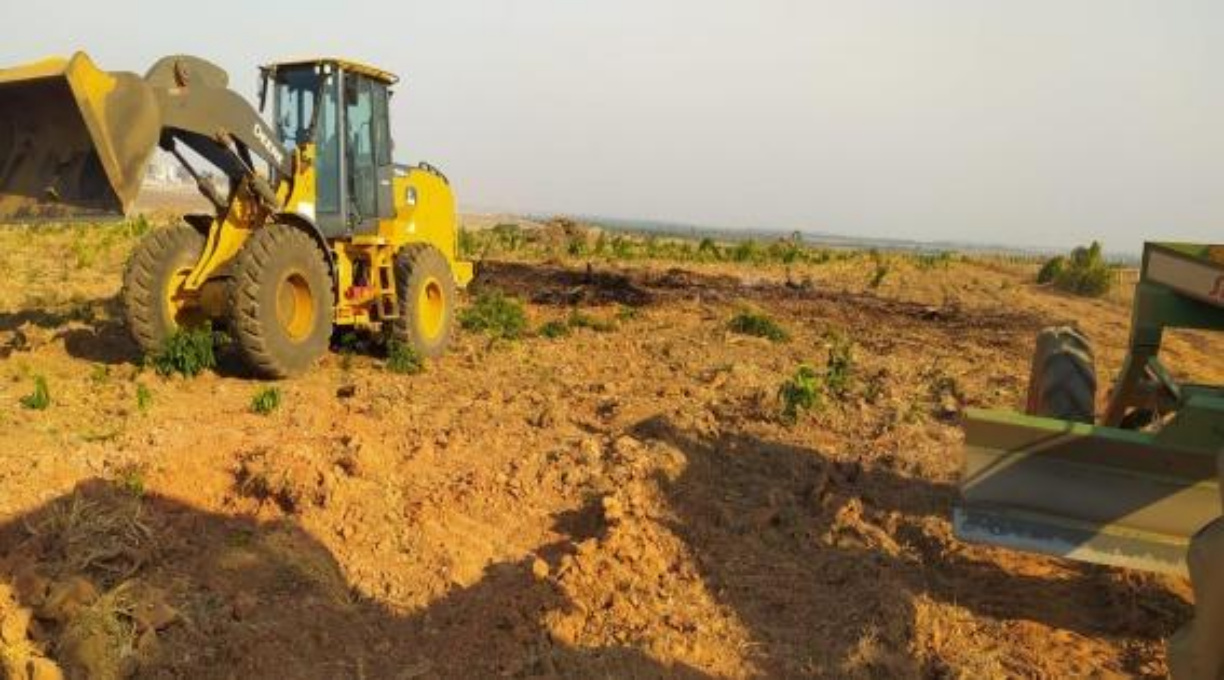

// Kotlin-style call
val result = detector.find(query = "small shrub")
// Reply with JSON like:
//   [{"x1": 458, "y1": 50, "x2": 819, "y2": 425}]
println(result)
[
  {"x1": 566, "y1": 235, "x2": 588, "y2": 258},
  {"x1": 1048, "y1": 242, "x2": 1113, "y2": 297},
  {"x1": 385, "y1": 340, "x2": 424, "y2": 374},
  {"x1": 491, "y1": 223, "x2": 524, "y2": 252},
  {"x1": 616, "y1": 305, "x2": 640, "y2": 322},
  {"x1": 71, "y1": 237, "x2": 97, "y2": 268},
  {"x1": 697, "y1": 238, "x2": 722, "y2": 261},
  {"x1": 730, "y1": 240, "x2": 762, "y2": 264},
  {"x1": 124, "y1": 215, "x2": 152, "y2": 238},
  {"x1": 824, "y1": 333, "x2": 855, "y2": 399},
  {"x1": 538, "y1": 320, "x2": 570, "y2": 339},
  {"x1": 459, "y1": 291, "x2": 528, "y2": 339},
  {"x1": 250, "y1": 387, "x2": 282, "y2": 415},
  {"x1": 337, "y1": 331, "x2": 361, "y2": 352},
  {"x1": 115, "y1": 464, "x2": 146, "y2": 498},
  {"x1": 135, "y1": 384, "x2": 153, "y2": 412},
  {"x1": 19, "y1": 375, "x2": 50, "y2": 410},
  {"x1": 89, "y1": 365, "x2": 111, "y2": 385},
  {"x1": 458, "y1": 228, "x2": 478, "y2": 258},
  {"x1": 567, "y1": 310, "x2": 616, "y2": 333},
  {"x1": 644, "y1": 236, "x2": 661, "y2": 259},
  {"x1": 914, "y1": 251, "x2": 953, "y2": 271},
  {"x1": 808, "y1": 249, "x2": 833, "y2": 265},
  {"x1": 1036, "y1": 256, "x2": 1066, "y2": 284},
  {"x1": 778, "y1": 365, "x2": 823, "y2": 423},
  {"x1": 610, "y1": 236, "x2": 634, "y2": 260},
  {"x1": 147, "y1": 325, "x2": 218, "y2": 377},
  {"x1": 768, "y1": 240, "x2": 803, "y2": 264},
  {"x1": 728, "y1": 311, "x2": 789, "y2": 342},
  {"x1": 592, "y1": 232, "x2": 609, "y2": 257},
  {"x1": 868, "y1": 260, "x2": 891, "y2": 289}
]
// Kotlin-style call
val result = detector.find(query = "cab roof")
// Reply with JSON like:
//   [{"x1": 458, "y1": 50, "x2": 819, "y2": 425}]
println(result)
[{"x1": 262, "y1": 57, "x2": 399, "y2": 85}]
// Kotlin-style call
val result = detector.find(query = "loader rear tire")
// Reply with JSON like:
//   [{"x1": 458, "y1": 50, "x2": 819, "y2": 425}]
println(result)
[
  {"x1": 1026, "y1": 326, "x2": 1096, "y2": 423},
  {"x1": 122, "y1": 224, "x2": 207, "y2": 354},
  {"x1": 227, "y1": 224, "x2": 333, "y2": 378},
  {"x1": 388, "y1": 244, "x2": 456, "y2": 359}
]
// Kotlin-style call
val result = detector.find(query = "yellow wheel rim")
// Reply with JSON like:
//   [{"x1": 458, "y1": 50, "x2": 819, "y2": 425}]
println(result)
[
  {"x1": 164, "y1": 266, "x2": 202, "y2": 328},
  {"x1": 418, "y1": 276, "x2": 446, "y2": 340},
  {"x1": 276, "y1": 271, "x2": 315, "y2": 342}
]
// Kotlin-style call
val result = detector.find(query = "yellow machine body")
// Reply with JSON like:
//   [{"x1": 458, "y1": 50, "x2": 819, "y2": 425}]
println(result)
[
  {"x1": 0, "y1": 52, "x2": 471, "y2": 336},
  {"x1": 184, "y1": 141, "x2": 472, "y2": 330}
]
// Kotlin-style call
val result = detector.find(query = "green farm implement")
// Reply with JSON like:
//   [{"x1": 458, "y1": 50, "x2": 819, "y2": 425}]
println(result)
[{"x1": 955, "y1": 242, "x2": 1224, "y2": 679}]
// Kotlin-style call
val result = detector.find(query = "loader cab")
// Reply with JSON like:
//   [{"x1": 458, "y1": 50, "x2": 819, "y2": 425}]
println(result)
[{"x1": 263, "y1": 59, "x2": 398, "y2": 237}]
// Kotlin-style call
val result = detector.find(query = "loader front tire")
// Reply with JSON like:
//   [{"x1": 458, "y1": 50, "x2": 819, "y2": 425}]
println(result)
[
  {"x1": 228, "y1": 224, "x2": 333, "y2": 378},
  {"x1": 122, "y1": 224, "x2": 207, "y2": 354},
  {"x1": 1026, "y1": 326, "x2": 1096, "y2": 423},
  {"x1": 389, "y1": 244, "x2": 456, "y2": 359}
]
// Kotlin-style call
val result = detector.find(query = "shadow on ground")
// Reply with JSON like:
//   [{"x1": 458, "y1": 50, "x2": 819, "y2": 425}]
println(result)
[
  {"x1": 0, "y1": 480, "x2": 707, "y2": 679},
  {"x1": 0, "y1": 297, "x2": 141, "y2": 366},
  {"x1": 0, "y1": 430, "x2": 1190, "y2": 678},
  {"x1": 631, "y1": 416, "x2": 1189, "y2": 676}
]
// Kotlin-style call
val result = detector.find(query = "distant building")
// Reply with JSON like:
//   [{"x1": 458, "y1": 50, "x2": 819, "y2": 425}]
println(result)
[{"x1": 144, "y1": 150, "x2": 193, "y2": 186}]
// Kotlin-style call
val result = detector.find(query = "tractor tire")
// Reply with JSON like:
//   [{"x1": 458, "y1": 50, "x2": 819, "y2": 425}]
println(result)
[
  {"x1": 1025, "y1": 326, "x2": 1096, "y2": 423},
  {"x1": 227, "y1": 224, "x2": 333, "y2": 378},
  {"x1": 122, "y1": 224, "x2": 207, "y2": 354},
  {"x1": 388, "y1": 244, "x2": 456, "y2": 359}
]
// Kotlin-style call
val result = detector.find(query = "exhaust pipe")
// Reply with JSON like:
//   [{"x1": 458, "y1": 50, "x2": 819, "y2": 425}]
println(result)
[{"x1": 0, "y1": 52, "x2": 160, "y2": 220}]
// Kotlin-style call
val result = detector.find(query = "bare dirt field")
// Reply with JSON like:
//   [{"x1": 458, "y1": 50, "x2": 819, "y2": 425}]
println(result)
[{"x1": 0, "y1": 219, "x2": 1221, "y2": 678}]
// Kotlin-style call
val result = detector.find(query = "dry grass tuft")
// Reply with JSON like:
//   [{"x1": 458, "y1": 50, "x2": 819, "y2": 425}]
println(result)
[
  {"x1": 27, "y1": 491, "x2": 154, "y2": 583},
  {"x1": 58, "y1": 580, "x2": 141, "y2": 680}
]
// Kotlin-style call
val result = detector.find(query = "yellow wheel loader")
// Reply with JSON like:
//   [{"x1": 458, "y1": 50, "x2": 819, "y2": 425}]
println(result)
[{"x1": 0, "y1": 52, "x2": 472, "y2": 377}]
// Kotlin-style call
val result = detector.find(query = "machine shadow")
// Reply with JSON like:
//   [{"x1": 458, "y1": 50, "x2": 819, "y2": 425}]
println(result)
[
  {"x1": 0, "y1": 480, "x2": 707, "y2": 679},
  {"x1": 0, "y1": 295, "x2": 142, "y2": 366},
  {"x1": 630, "y1": 416, "x2": 1191, "y2": 677}
]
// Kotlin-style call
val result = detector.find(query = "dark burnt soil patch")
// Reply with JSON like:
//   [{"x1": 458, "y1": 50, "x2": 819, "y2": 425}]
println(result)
[
  {"x1": 472, "y1": 261, "x2": 654, "y2": 307},
  {"x1": 476, "y1": 260, "x2": 1047, "y2": 354}
]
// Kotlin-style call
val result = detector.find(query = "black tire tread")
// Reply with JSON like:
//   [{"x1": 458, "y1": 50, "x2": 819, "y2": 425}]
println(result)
[
  {"x1": 121, "y1": 224, "x2": 206, "y2": 353},
  {"x1": 389, "y1": 244, "x2": 456, "y2": 359},
  {"x1": 1027, "y1": 326, "x2": 1096, "y2": 423},
  {"x1": 227, "y1": 224, "x2": 332, "y2": 378}
]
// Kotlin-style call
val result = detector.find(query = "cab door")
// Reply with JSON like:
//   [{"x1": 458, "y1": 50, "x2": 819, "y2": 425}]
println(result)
[
  {"x1": 342, "y1": 73, "x2": 395, "y2": 234},
  {"x1": 312, "y1": 65, "x2": 344, "y2": 236}
]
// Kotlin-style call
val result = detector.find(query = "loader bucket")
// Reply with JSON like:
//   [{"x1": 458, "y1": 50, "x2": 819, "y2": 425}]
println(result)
[
  {"x1": 0, "y1": 52, "x2": 160, "y2": 221},
  {"x1": 954, "y1": 399, "x2": 1224, "y2": 576}
]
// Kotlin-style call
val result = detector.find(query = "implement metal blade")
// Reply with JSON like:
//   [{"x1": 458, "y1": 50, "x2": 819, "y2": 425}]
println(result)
[
  {"x1": 0, "y1": 52, "x2": 160, "y2": 221},
  {"x1": 955, "y1": 404, "x2": 1223, "y2": 576}
]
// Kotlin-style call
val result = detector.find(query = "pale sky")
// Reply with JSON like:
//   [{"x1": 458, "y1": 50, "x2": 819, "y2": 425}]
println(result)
[{"x1": 3, "y1": 1, "x2": 1222, "y2": 253}]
